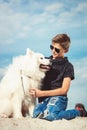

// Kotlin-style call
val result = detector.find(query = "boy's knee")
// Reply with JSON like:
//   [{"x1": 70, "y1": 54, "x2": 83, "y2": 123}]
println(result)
[{"x1": 43, "y1": 112, "x2": 56, "y2": 121}]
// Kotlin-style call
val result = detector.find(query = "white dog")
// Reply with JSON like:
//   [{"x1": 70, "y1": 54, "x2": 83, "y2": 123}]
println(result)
[{"x1": 0, "y1": 48, "x2": 50, "y2": 118}]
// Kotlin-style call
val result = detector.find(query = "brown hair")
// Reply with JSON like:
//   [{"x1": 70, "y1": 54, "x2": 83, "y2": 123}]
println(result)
[{"x1": 52, "y1": 34, "x2": 71, "y2": 52}]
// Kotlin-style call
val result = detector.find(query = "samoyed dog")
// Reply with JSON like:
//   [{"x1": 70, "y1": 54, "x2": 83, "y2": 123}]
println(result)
[{"x1": 0, "y1": 48, "x2": 50, "y2": 118}]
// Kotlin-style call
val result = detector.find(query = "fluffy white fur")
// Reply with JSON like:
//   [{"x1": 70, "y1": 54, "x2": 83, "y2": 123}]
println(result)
[{"x1": 0, "y1": 48, "x2": 50, "y2": 118}]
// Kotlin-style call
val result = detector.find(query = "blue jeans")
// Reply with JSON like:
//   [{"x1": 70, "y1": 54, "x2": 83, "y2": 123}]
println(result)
[{"x1": 33, "y1": 96, "x2": 80, "y2": 121}]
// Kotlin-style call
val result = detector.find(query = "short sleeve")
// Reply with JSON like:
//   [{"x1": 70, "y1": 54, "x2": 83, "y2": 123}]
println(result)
[{"x1": 64, "y1": 63, "x2": 75, "y2": 80}]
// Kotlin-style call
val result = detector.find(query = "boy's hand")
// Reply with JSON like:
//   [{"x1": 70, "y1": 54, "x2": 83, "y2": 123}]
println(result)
[
  {"x1": 29, "y1": 88, "x2": 36, "y2": 97},
  {"x1": 29, "y1": 88, "x2": 42, "y2": 98}
]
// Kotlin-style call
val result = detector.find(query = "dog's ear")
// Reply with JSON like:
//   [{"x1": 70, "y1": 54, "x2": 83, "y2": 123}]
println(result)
[{"x1": 26, "y1": 48, "x2": 34, "y2": 56}]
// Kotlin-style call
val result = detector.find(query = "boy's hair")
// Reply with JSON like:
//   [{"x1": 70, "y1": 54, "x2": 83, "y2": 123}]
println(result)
[{"x1": 52, "y1": 34, "x2": 71, "y2": 52}]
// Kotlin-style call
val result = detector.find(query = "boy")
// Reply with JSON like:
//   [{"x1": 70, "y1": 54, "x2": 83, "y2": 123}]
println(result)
[{"x1": 30, "y1": 34, "x2": 81, "y2": 120}]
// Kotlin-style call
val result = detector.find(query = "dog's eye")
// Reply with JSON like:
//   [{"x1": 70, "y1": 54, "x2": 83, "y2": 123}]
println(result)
[{"x1": 40, "y1": 57, "x2": 44, "y2": 59}]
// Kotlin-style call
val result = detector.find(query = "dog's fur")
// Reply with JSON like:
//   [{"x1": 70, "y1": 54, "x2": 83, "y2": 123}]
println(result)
[{"x1": 0, "y1": 48, "x2": 50, "y2": 118}]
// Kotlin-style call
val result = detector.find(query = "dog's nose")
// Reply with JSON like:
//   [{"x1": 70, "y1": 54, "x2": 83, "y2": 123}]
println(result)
[
  {"x1": 45, "y1": 57, "x2": 52, "y2": 66},
  {"x1": 45, "y1": 57, "x2": 50, "y2": 59}
]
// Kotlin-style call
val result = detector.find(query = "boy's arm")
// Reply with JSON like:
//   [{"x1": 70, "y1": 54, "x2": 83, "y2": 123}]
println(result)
[{"x1": 30, "y1": 77, "x2": 71, "y2": 97}]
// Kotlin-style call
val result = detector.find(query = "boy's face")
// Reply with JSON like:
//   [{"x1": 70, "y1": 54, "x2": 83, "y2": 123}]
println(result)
[{"x1": 50, "y1": 43, "x2": 65, "y2": 59}]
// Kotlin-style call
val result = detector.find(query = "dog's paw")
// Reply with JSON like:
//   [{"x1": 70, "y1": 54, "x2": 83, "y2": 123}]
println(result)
[
  {"x1": 13, "y1": 113, "x2": 23, "y2": 118},
  {"x1": 0, "y1": 113, "x2": 8, "y2": 118}
]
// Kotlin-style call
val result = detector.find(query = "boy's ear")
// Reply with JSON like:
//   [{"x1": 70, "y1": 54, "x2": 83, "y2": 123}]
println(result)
[{"x1": 64, "y1": 49, "x2": 68, "y2": 53}]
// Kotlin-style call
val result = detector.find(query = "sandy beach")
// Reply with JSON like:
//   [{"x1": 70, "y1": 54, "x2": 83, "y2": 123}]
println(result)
[{"x1": 0, "y1": 117, "x2": 87, "y2": 130}]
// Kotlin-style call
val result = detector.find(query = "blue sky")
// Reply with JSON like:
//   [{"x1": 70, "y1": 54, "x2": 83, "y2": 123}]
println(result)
[{"x1": 0, "y1": 0, "x2": 87, "y2": 109}]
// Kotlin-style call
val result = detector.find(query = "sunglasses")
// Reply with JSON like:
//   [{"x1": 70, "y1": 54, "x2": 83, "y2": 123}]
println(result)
[{"x1": 50, "y1": 45, "x2": 60, "y2": 53}]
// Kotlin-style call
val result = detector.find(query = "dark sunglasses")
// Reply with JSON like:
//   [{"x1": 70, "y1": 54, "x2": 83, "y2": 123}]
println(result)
[{"x1": 50, "y1": 45, "x2": 60, "y2": 53}]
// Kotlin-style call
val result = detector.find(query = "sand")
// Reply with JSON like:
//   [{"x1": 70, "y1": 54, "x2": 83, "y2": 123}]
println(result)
[{"x1": 0, "y1": 117, "x2": 87, "y2": 130}]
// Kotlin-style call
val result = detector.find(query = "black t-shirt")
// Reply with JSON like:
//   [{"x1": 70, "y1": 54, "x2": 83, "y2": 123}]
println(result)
[{"x1": 39, "y1": 56, "x2": 74, "y2": 102}]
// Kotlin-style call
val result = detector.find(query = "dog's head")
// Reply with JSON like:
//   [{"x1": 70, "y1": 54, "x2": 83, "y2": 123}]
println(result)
[
  {"x1": 35, "y1": 53, "x2": 51, "y2": 72},
  {"x1": 26, "y1": 48, "x2": 51, "y2": 72}
]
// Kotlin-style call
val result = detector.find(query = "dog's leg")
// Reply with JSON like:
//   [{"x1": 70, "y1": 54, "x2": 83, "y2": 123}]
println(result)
[
  {"x1": 28, "y1": 104, "x2": 35, "y2": 117},
  {"x1": 13, "y1": 103, "x2": 23, "y2": 118},
  {"x1": 12, "y1": 94, "x2": 23, "y2": 118}
]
